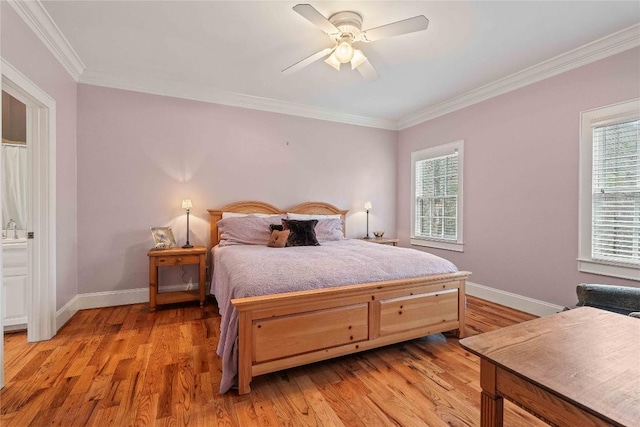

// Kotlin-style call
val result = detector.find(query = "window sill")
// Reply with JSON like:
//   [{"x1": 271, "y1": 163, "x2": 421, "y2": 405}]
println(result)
[
  {"x1": 577, "y1": 258, "x2": 640, "y2": 281},
  {"x1": 411, "y1": 238, "x2": 463, "y2": 252}
]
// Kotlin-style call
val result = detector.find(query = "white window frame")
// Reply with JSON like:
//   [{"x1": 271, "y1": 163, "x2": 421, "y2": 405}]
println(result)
[
  {"x1": 411, "y1": 140, "x2": 464, "y2": 252},
  {"x1": 578, "y1": 99, "x2": 640, "y2": 280}
]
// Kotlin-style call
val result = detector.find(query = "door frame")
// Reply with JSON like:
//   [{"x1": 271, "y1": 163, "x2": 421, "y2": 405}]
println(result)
[{"x1": 1, "y1": 58, "x2": 57, "y2": 387}]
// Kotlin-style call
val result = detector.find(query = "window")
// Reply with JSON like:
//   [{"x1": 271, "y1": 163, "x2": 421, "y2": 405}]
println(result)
[
  {"x1": 579, "y1": 99, "x2": 640, "y2": 280},
  {"x1": 411, "y1": 140, "x2": 464, "y2": 252}
]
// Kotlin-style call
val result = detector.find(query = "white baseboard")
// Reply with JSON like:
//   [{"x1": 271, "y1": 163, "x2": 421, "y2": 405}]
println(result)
[
  {"x1": 55, "y1": 284, "x2": 201, "y2": 331},
  {"x1": 467, "y1": 281, "x2": 564, "y2": 317},
  {"x1": 54, "y1": 281, "x2": 561, "y2": 330},
  {"x1": 55, "y1": 295, "x2": 79, "y2": 331},
  {"x1": 76, "y1": 287, "x2": 148, "y2": 310},
  {"x1": 4, "y1": 317, "x2": 27, "y2": 332}
]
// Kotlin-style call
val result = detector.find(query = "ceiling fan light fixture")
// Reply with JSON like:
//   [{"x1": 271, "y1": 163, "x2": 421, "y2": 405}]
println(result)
[
  {"x1": 324, "y1": 52, "x2": 341, "y2": 70},
  {"x1": 351, "y1": 49, "x2": 367, "y2": 69},
  {"x1": 334, "y1": 39, "x2": 355, "y2": 63},
  {"x1": 287, "y1": 4, "x2": 428, "y2": 80}
]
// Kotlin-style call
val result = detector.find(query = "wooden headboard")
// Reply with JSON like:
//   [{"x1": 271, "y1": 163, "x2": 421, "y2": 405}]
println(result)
[{"x1": 207, "y1": 201, "x2": 348, "y2": 247}]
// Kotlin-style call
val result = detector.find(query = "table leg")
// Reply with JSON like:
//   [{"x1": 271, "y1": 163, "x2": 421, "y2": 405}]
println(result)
[
  {"x1": 481, "y1": 391, "x2": 503, "y2": 427},
  {"x1": 480, "y1": 358, "x2": 503, "y2": 427},
  {"x1": 149, "y1": 260, "x2": 157, "y2": 312},
  {"x1": 199, "y1": 253, "x2": 206, "y2": 308}
]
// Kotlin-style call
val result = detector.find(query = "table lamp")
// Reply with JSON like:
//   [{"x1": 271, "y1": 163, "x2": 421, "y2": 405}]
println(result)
[
  {"x1": 182, "y1": 199, "x2": 193, "y2": 248},
  {"x1": 364, "y1": 201, "x2": 372, "y2": 239}
]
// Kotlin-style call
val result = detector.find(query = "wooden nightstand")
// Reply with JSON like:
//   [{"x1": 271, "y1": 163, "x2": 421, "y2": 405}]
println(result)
[
  {"x1": 360, "y1": 237, "x2": 399, "y2": 246},
  {"x1": 147, "y1": 246, "x2": 207, "y2": 312}
]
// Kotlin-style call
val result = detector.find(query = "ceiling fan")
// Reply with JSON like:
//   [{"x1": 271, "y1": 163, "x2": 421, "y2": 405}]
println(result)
[{"x1": 282, "y1": 4, "x2": 429, "y2": 81}]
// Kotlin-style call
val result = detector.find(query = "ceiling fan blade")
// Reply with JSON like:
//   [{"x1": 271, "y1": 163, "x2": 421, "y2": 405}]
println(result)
[
  {"x1": 282, "y1": 47, "x2": 335, "y2": 74},
  {"x1": 293, "y1": 4, "x2": 341, "y2": 35},
  {"x1": 356, "y1": 59, "x2": 379, "y2": 81},
  {"x1": 360, "y1": 15, "x2": 429, "y2": 42}
]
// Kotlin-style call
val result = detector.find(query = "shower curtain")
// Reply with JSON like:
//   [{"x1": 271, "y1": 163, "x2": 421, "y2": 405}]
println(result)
[{"x1": 2, "y1": 143, "x2": 27, "y2": 230}]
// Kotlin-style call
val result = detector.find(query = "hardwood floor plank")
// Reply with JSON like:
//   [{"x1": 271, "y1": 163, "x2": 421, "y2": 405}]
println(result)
[
  {"x1": 260, "y1": 377, "x2": 311, "y2": 427},
  {"x1": 294, "y1": 375, "x2": 345, "y2": 427},
  {"x1": 273, "y1": 372, "x2": 323, "y2": 427},
  {"x1": 328, "y1": 376, "x2": 390, "y2": 426},
  {"x1": 133, "y1": 393, "x2": 160, "y2": 427},
  {"x1": 249, "y1": 386, "x2": 284, "y2": 427},
  {"x1": 2, "y1": 297, "x2": 551, "y2": 426},
  {"x1": 11, "y1": 349, "x2": 54, "y2": 381}
]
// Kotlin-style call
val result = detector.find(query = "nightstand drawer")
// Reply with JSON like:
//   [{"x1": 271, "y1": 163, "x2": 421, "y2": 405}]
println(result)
[{"x1": 155, "y1": 255, "x2": 200, "y2": 265}]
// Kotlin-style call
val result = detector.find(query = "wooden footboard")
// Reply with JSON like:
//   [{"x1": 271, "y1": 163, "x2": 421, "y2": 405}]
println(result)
[{"x1": 232, "y1": 271, "x2": 469, "y2": 395}]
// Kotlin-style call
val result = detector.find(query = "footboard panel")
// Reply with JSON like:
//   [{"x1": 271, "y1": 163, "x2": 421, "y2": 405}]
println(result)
[
  {"x1": 379, "y1": 289, "x2": 459, "y2": 336},
  {"x1": 253, "y1": 303, "x2": 369, "y2": 363},
  {"x1": 233, "y1": 271, "x2": 470, "y2": 394}
]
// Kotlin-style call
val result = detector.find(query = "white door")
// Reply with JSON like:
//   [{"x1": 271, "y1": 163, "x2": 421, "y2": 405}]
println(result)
[{"x1": 1, "y1": 59, "x2": 57, "y2": 388}]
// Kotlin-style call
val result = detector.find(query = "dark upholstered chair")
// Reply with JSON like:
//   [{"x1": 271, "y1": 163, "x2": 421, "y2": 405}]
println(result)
[{"x1": 576, "y1": 284, "x2": 640, "y2": 318}]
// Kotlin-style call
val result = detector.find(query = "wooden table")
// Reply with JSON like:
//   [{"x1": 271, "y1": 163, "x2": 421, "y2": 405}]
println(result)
[
  {"x1": 147, "y1": 246, "x2": 207, "y2": 312},
  {"x1": 459, "y1": 307, "x2": 640, "y2": 427}
]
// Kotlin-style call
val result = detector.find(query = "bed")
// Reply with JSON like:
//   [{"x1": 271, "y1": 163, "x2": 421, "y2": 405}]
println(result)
[{"x1": 208, "y1": 201, "x2": 470, "y2": 394}]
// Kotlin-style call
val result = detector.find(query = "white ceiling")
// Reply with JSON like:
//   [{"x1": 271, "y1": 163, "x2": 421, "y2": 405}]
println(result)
[{"x1": 37, "y1": 1, "x2": 640, "y2": 128}]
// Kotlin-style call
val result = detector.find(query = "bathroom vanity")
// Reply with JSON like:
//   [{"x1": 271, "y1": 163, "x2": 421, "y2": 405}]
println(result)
[{"x1": 3, "y1": 237, "x2": 27, "y2": 331}]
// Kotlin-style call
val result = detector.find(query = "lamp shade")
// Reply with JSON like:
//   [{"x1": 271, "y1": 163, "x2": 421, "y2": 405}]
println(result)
[
  {"x1": 364, "y1": 201, "x2": 372, "y2": 211},
  {"x1": 351, "y1": 49, "x2": 367, "y2": 70},
  {"x1": 335, "y1": 40, "x2": 354, "y2": 63},
  {"x1": 182, "y1": 199, "x2": 193, "y2": 210},
  {"x1": 324, "y1": 52, "x2": 341, "y2": 71}
]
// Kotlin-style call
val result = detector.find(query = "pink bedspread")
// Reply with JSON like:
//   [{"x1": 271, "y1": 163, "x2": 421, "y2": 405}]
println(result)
[{"x1": 211, "y1": 239, "x2": 458, "y2": 393}]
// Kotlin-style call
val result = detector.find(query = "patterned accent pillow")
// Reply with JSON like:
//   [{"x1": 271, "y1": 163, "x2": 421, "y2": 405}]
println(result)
[
  {"x1": 282, "y1": 219, "x2": 320, "y2": 247},
  {"x1": 269, "y1": 224, "x2": 284, "y2": 232}
]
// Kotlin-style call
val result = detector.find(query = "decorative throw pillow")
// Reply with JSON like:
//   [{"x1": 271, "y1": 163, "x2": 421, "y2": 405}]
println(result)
[
  {"x1": 269, "y1": 224, "x2": 284, "y2": 232},
  {"x1": 267, "y1": 229, "x2": 290, "y2": 248},
  {"x1": 282, "y1": 219, "x2": 320, "y2": 247}
]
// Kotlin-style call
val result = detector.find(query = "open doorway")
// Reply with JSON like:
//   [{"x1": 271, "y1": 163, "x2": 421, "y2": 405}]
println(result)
[
  {"x1": 2, "y1": 90, "x2": 29, "y2": 333},
  {"x1": 1, "y1": 60, "x2": 57, "y2": 388}
]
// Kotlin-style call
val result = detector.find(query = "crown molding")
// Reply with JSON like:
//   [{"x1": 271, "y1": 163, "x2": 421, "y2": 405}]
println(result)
[
  {"x1": 9, "y1": 0, "x2": 392, "y2": 129},
  {"x1": 8, "y1": 0, "x2": 85, "y2": 81},
  {"x1": 11, "y1": 0, "x2": 638, "y2": 131},
  {"x1": 78, "y1": 70, "x2": 398, "y2": 130},
  {"x1": 397, "y1": 24, "x2": 640, "y2": 130}
]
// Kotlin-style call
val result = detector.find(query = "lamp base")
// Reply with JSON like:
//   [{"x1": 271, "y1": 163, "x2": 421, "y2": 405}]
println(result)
[
  {"x1": 182, "y1": 244, "x2": 193, "y2": 249},
  {"x1": 362, "y1": 236, "x2": 371, "y2": 239}
]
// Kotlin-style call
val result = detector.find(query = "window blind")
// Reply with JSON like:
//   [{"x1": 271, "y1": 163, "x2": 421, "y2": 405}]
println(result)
[
  {"x1": 592, "y1": 119, "x2": 640, "y2": 265},
  {"x1": 414, "y1": 151, "x2": 458, "y2": 241}
]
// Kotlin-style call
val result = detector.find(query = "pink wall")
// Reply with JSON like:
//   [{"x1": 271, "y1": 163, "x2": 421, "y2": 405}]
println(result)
[
  {"x1": 4, "y1": 0, "x2": 638, "y2": 309},
  {"x1": 76, "y1": 85, "x2": 397, "y2": 294},
  {"x1": 2, "y1": 3, "x2": 78, "y2": 310},
  {"x1": 397, "y1": 48, "x2": 640, "y2": 308}
]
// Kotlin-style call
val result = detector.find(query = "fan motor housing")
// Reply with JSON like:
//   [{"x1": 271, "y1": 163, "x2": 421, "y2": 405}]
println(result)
[{"x1": 328, "y1": 11, "x2": 363, "y2": 39}]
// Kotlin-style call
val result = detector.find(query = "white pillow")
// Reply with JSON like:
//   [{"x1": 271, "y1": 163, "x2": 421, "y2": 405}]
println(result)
[
  {"x1": 217, "y1": 215, "x2": 284, "y2": 246},
  {"x1": 222, "y1": 212, "x2": 282, "y2": 219},
  {"x1": 286, "y1": 213, "x2": 341, "y2": 220},
  {"x1": 314, "y1": 217, "x2": 344, "y2": 242}
]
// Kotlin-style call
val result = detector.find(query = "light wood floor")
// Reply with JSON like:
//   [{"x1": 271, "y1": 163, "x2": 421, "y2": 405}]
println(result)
[{"x1": 1, "y1": 296, "x2": 548, "y2": 426}]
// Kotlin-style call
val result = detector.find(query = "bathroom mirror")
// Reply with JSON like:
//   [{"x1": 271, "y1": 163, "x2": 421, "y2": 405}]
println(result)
[{"x1": 2, "y1": 90, "x2": 27, "y2": 236}]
